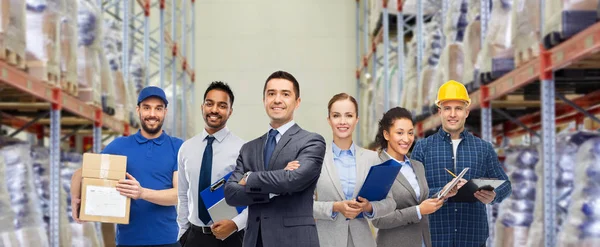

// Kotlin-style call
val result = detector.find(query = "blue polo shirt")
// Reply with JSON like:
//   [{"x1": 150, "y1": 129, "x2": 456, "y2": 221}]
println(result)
[{"x1": 101, "y1": 130, "x2": 183, "y2": 246}]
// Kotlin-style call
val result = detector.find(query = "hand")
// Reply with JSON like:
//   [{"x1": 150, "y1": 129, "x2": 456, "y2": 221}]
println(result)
[
  {"x1": 284, "y1": 161, "x2": 300, "y2": 171},
  {"x1": 333, "y1": 200, "x2": 362, "y2": 219},
  {"x1": 211, "y1": 219, "x2": 238, "y2": 240},
  {"x1": 238, "y1": 177, "x2": 247, "y2": 186},
  {"x1": 474, "y1": 189, "x2": 496, "y2": 204},
  {"x1": 356, "y1": 196, "x2": 373, "y2": 214},
  {"x1": 71, "y1": 197, "x2": 84, "y2": 223},
  {"x1": 442, "y1": 178, "x2": 467, "y2": 199},
  {"x1": 418, "y1": 198, "x2": 444, "y2": 215},
  {"x1": 116, "y1": 173, "x2": 145, "y2": 200}
]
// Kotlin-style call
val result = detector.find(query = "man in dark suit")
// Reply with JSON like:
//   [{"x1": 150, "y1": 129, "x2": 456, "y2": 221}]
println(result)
[{"x1": 224, "y1": 71, "x2": 326, "y2": 247}]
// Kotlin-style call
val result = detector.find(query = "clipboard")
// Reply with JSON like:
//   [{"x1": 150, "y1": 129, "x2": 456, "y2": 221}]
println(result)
[
  {"x1": 449, "y1": 178, "x2": 507, "y2": 203},
  {"x1": 437, "y1": 167, "x2": 470, "y2": 199},
  {"x1": 200, "y1": 171, "x2": 246, "y2": 222},
  {"x1": 354, "y1": 159, "x2": 402, "y2": 218}
]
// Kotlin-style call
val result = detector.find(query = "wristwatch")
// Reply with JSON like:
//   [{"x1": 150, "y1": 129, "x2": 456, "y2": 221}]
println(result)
[{"x1": 242, "y1": 171, "x2": 252, "y2": 182}]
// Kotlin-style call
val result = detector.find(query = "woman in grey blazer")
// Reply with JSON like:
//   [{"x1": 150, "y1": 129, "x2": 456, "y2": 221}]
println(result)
[
  {"x1": 371, "y1": 107, "x2": 463, "y2": 247},
  {"x1": 309, "y1": 93, "x2": 395, "y2": 247}
]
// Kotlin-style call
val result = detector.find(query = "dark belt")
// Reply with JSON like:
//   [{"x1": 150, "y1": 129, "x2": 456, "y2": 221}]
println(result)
[{"x1": 191, "y1": 224, "x2": 213, "y2": 235}]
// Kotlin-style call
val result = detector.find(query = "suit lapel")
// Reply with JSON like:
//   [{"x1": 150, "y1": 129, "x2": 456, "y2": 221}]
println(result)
[
  {"x1": 352, "y1": 147, "x2": 370, "y2": 198},
  {"x1": 379, "y1": 151, "x2": 418, "y2": 202},
  {"x1": 324, "y1": 146, "x2": 346, "y2": 200},
  {"x1": 267, "y1": 124, "x2": 299, "y2": 170},
  {"x1": 412, "y1": 159, "x2": 428, "y2": 201},
  {"x1": 256, "y1": 133, "x2": 268, "y2": 171}
]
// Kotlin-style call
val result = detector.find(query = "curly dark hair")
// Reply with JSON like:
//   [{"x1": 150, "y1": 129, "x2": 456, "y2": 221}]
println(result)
[{"x1": 374, "y1": 107, "x2": 414, "y2": 151}]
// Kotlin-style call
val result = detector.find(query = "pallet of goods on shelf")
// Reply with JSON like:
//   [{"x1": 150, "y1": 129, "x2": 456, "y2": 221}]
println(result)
[
  {"x1": 427, "y1": 0, "x2": 469, "y2": 117},
  {"x1": 0, "y1": 0, "x2": 26, "y2": 70},
  {"x1": 542, "y1": 0, "x2": 600, "y2": 49},
  {"x1": 0, "y1": 141, "x2": 49, "y2": 246},
  {"x1": 523, "y1": 131, "x2": 600, "y2": 247},
  {"x1": 493, "y1": 145, "x2": 539, "y2": 247},
  {"x1": 511, "y1": 0, "x2": 540, "y2": 68},
  {"x1": 475, "y1": 0, "x2": 515, "y2": 86},
  {"x1": 76, "y1": 0, "x2": 102, "y2": 108},
  {"x1": 99, "y1": 51, "x2": 116, "y2": 116},
  {"x1": 60, "y1": 0, "x2": 78, "y2": 96},
  {"x1": 0, "y1": 154, "x2": 20, "y2": 246},
  {"x1": 416, "y1": 21, "x2": 442, "y2": 116},
  {"x1": 557, "y1": 135, "x2": 600, "y2": 247},
  {"x1": 462, "y1": 0, "x2": 481, "y2": 93},
  {"x1": 25, "y1": 0, "x2": 64, "y2": 86},
  {"x1": 113, "y1": 70, "x2": 127, "y2": 122},
  {"x1": 31, "y1": 146, "x2": 72, "y2": 247},
  {"x1": 130, "y1": 53, "x2": 146, "y2": 98}
]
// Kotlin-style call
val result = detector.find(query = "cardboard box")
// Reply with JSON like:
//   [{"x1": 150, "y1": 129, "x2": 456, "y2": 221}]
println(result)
[{"x1": 79, "y1": 153, "x2": 130, "y2": 224}]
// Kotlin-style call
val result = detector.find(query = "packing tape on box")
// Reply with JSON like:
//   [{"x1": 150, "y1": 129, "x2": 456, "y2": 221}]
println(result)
[{"x1": 100, "y1": 154, "x2": 110, "y2": 179}]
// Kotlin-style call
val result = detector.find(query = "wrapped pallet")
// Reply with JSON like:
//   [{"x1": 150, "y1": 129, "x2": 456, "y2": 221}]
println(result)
[
  {"x1": 511, "y1": 0, "x2": 540, "y2": 67},
  {"x1": 0, "y1": 155, "x2": 19, "y2": 246},
  {"x1": 419, "y1": 66, "x2": 437, "y2": 115},
  {"x1": 557, "y1": 136, "x2": 600, "y2": 247},
  {"x1": 431, "y1": 43, "x2": 465, "y2": 110},
  {"x1": 543, "y1": 0, "x2": 600, "y2": 47},
  {"x1": 77, "y1": 0, "x2": 102, "y2": 106},
  {"x1": 416, "y1": 22, "x2": 443, "y2": 115},
  {"x1": 99, "y1": 51, "x2": 116, "y2": 116},
  {"x1": 0, "y1": 143, "x2": 49, "y2": 247},
  {"x1": 113, "y1": 71, "x2": 126, "y2": 122},
  {"x1": 527, "y1": 132, "x2": 600, "y2": 247},
  {"x1": 494, "y1": 146, "x2": 538, "y2": 247},
  {"x1": 130, "y1": 53, "x2": 146, "y2": 96},
  {"x1": 475, "y1": 0, "x2": 514, "y2": 84},
  {"x1": 31, "y1": 146, "x2": 71, "y2": 247},
  {"x1": 462, "y1": 20, "x2": 481, "y2": 89},
  {"x1": 60, "y1": 152, "x2": 102, "y2": 247},
  {"x1": 444, "y1": 0, "x2": 468, "y2": 43},
  {"x1": 60, "y1": 0, "x2": 78, "y2": 95},
  {"x1": 103, "y1": 20, "x2": 121, "y2": 71},
  {"x1": 25, "y1": 0, "x2": 65, "y2": 85},
  {"x1": 0, "y1": 0, "x2": 26, "y2": 69},
  {"x1": 400, "y1": 38, "x2": 417, "y2": 110}
]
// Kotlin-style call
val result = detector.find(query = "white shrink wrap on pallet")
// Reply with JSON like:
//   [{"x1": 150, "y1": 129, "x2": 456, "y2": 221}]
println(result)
[
  {"x1": 0, "y1": 143, "x2": 49, "y2": 247},
  {"x1": 558, "y1": 136, "x2": 600, "y2": 247}
]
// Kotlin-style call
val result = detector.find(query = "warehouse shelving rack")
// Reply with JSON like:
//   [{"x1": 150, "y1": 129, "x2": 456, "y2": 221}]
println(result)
[
  {"x1": 0, "y1": 1, "x2": 195, "y2": 246},
  {"x1": 356, "y1": 1, "x2": 600, "y2": 247}
]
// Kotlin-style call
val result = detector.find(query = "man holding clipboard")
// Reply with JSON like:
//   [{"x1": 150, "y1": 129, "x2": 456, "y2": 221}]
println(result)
[
  {"x1": 411, "y1": 81, "x2": 512, "y2": 247},
  {"x1": 177, "y1": 82, "x2": 247, "y2": 247}
]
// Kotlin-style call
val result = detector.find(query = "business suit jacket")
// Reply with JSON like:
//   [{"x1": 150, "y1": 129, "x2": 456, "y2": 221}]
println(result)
[
  {"x1": 313, "y1": 145, "x2": 395, "y2": 247},
  {"x1": 371, "y1": 151, "x2": 432, "y2": 247},
  {"x1": 224, "y1": 123, "x2": 326, "y2": 247}
]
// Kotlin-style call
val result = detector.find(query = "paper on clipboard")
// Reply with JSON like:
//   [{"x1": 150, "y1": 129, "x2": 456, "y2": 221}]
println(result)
[
  {"x1": 437, "y1": 167, "x2": 470, "y2": 199},
  {"x1": 471, "y1": 178, "x2": 506, "y2": 190}
]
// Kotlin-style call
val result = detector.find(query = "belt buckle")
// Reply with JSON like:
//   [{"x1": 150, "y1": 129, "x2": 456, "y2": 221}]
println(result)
[{"x1": 202, "y1": 226, "x2": 212, "y2": 234}]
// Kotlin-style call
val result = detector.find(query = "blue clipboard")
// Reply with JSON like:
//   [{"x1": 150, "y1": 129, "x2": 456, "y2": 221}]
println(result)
[
  {"x1": 200, "y1": 171, "x2": 246, "y2": 221},
  {"x1": 354, "y1": 159, "x2": 401, "y2": 218}
]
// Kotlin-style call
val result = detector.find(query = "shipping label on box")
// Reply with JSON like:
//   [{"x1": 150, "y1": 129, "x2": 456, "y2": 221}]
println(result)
[{"x1": 80, "y1": 178, "x2": 130, "y2": 224}]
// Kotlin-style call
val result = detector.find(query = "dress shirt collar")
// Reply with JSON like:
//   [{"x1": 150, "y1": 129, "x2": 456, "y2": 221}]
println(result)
[
  {"x1": 332, "y1": 142, "x2": 355, "y2": 157},
  {"x1": 134, "y1": 129, "x2": 166, "y2": 145},
  {"x1": 202, "y1": 127, "x2": 230, "y2": 143},
  {"x1": 268, "y1": 120, "x2": 295, "y2": 137},
  {"x1": 383, "y1": 149, "x2": 411, "y2": 167}
]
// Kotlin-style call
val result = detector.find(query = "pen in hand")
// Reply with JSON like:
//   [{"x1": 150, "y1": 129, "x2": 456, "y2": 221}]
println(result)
[{"x1": 445, "y1": 168, "x2": 457, "y2": 178}]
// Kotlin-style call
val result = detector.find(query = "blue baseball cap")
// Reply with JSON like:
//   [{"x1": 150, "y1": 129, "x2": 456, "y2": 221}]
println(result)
[{"x1": 138, "y1": 86, "x2": 169, "y2": 106}]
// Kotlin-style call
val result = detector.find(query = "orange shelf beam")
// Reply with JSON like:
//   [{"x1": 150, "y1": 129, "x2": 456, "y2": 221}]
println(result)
[{"x1": 0, "y1": 60, "x2": 128, "y2": 135}]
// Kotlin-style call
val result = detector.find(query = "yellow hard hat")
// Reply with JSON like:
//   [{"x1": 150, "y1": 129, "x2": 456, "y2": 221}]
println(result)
[{"x1": 435, "y1": 80, "x2": 471, "y2": 106}]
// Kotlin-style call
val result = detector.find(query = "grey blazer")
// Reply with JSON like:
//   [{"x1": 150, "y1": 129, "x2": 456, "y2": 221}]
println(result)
[
  {"x1": 313, "y1": 145, "x2": 395, "y2": 247},
  {"x1": 371, "y1": 152, "x2": 432, "y2": 247},
  {"x1": 224, "y1": 124, "x2": 326, "y2": 247}
]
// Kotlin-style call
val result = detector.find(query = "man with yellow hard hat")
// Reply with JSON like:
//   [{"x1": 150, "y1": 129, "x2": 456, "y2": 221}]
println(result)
[{"x1": 411, "y1": 80, "x2": 512, "y2": 247}]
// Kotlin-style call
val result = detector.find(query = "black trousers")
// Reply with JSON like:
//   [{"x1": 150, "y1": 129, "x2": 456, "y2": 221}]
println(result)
[{"x1": 181, "y1": 225, "x2": 244, "y2": 247}]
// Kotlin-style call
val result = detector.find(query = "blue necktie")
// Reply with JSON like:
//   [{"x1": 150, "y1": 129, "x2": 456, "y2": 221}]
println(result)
[
  {"x1": 264, "y1": 129, "x2": 278, "y2": 169},
  {"x1": 198, "y1": 136, "x2": 215, "y2": 225}
]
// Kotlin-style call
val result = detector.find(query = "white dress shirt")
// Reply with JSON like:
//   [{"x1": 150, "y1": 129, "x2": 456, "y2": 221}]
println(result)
[{"x1": 177, "y1": 127, "x2": 247, "y2": 238}]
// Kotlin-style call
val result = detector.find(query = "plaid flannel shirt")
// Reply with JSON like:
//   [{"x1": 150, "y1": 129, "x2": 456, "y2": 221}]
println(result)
[{"x1": 411, "y1": 128, "x2": 511, "y2": 247}]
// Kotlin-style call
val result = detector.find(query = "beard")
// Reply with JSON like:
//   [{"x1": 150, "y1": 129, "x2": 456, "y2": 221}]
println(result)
[{"x1": 139, "y1": 114, "x2": 163, "y2": 135}]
